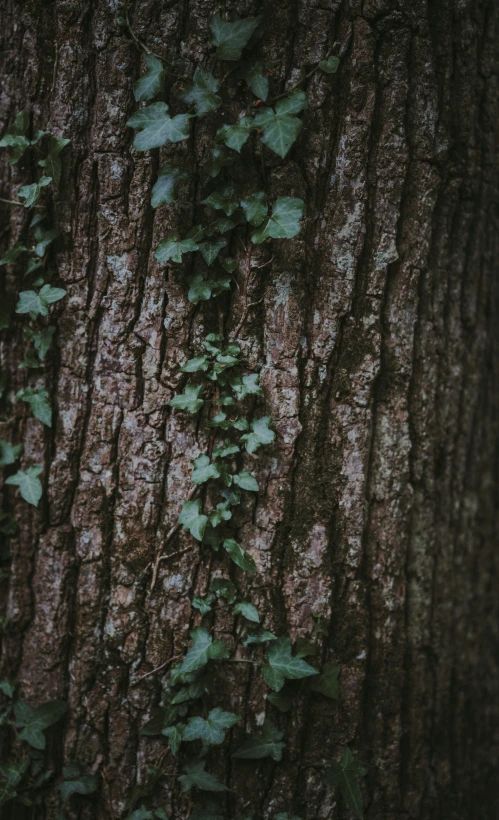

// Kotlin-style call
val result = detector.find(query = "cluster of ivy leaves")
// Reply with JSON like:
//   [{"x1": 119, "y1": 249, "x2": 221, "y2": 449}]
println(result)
[{"x1": 123, "y1": 10, "x2": 366, "y2": 820}]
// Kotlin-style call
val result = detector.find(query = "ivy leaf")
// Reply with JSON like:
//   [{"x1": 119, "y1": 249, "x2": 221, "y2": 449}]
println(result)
[
  {"x1": 210, "y1": 577, "x2": 237, "y2": 603},
  {"x1": 222, "y1": 538, "x2": 257, "y2": 574},
  {"x1": 216, "y1": 117, "x2": 253, "y2": 153},
  {"x1": 230, "y1": 373, "x2": 263, "y2": 400},
  {"x1": 252, "y1": 197, "x2": 305, "y2": 244},
  {"x1": 134, "y1": 55, "x2": 165, "y2": 101},
  {"x1": 155, "y1": 232, "x2": 199, "y2": 264},
  {"x1": 191, "y1": 454, "x2": 221, "y2": 485},
  {"x1": 240, "y1": 192, "x2": 268, "y2": 226},
  {"x1": 178, "y1": 759, "x2": 228, "y2": 793},
  {"x1": 16, "y1": 285, "x2": 66, "y2": 317},
  {"x1": 184, "y1": 708, "x2": 240, "y2": 745},
  {"x1": 212, "y1": 441, "x2": 240, "y2": 459},
  {"x1": 264, "y1": 638, "x2": 318, "y2": 692},
  {"x1": 17, "y1": 387, "x2": 52, "y2": 427},
  {"x1": 206, "y1": 217, "x2": 236, "y2": 235},
  {"x1": 187, "y1": 273, "x2": 231, "y2": 304},
  {"x1": 232, "y1": 719, "x2": 285, "y2": 762},
  {"x1": 240, "y1": 416, "x2": 275, "y2": 454},
  {"x1": 179, "y1": 67, "x2": 221, "y2": 116},
  {"x1": 18, "y1": 175, "x2": 52, "y2": 208},
  {"x1": 15, "y1": 700, "x2": 67, "y2": 750},
  {"x1": 318, "y1": 55, "x2": 340, "y2": 74},
  {"x1": 233, "y1": 602, "x2": 259, "y2": 623},
  {"x1": 266, "y1": 690, "x2": 294, "y2": 713},
  {"x1": 38, "y1": 136, "x2": 70, "y2": 188},
  {"x1": 59, "y1": 766, "x2": 98, "y2": 802},
  {"x1": 209, "y1": 502, "x2": 232, "y2": 527},
  {"x1": 125, "y1": 808, "x2": 154, "y2": 820},
  {"x1": 5, "y1": 466, "x2": 43, "y2": 507},
  {"x1": 253, "y1": 90, "x2": 307, "y2": 158},
  {"x1": 33, "y1": 226, "x2": 60, "y2": 257},
  {"x1": 192, "y1": 594, "x2": 214, "y2": 615},
  {"x1": 0, "y1": 242, "x2": 27, "y2": 266},
  {"x1": 162, "y1": 722, "x2": 185, "y2": 756},
  {"x1": 243, "y1": 62, "x2": 269, "y2": 101},
  {"x1": 178, "y1": 499, "x2": 208, "y2": 541},
  {"x1": 33, "y1": 326, "x2": 56, "y2": 361},
  {"x1": 151, "y1": 164, "x2": 189, "y2": 208},
  {"x1": 127, "y1": 102, "x2": 192, "y2": 150},
  {"x1": 243, "y1": 631, "x2": 276, "y2": 646},
  {"x1": 198, "y1": 238, "x2": 228, "y2": 265},
  {"x1": 322, "y1": 748, "x2": 367, "y2": 819},
  {"x1": 209, "y1": 14, "x2": 261, "y2": 61},
  {"x1": 168, "y1": 383, "x2": 204, "y2": 413},
  {"x1": 309, "y1": 663, "x2": 340, "y2": 699},
  {"x1": 0, "y1": 110, "x2": 30, "y2": 164},
  {"x1": 201, "y1": 187, "x2": 239, "y2": 217},
  {"x1": 203, "y1": 145, "x2": 236, "y2": 178},
  {"x1": 181, "y1": 355, "x2": 210, "y2": 373},
  {"x1": 233, "y1": 471, "x2": 259, "y2": 492},
  {"x1": 180, "y1": 628, "x2": 213, "y2": 674},
  {"x1": 0, "y1": 440, "x2": 23, "y2": 467}
]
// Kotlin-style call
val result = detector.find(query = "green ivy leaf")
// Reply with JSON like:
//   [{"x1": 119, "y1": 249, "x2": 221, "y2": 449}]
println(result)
[
  {"x1": 59, "y1": 766, "x2": 98, "y2": 802},
  {"x1": 309, "y1": 663, "x2": 340, "y2": 699},
  {"x1": 205, "y1": 217, "x2": 236, "y2": 235},
  {"x1": 0, "y1": 242, "x2": 27, "y2": 266},
  {"x1": 38, "y1": 136, "x2": 70, "y2": 188},
  {"x1": 151, "y1": 164, "x2": 189, "y2": 208},
  {"x1": 179, "y1": 67, "x2": 222, "y2": 116},
  {"x1": 178, "y1": 759, "x2": 228, "y2": 793},
  {"x1": 318, "y1": 55, "x2": 340, "y2": 74},
  {"x1": 203, "y1": 145, "x2": 236, "y2": 178},
  {"x1": 201, "y1": 186, "x2": 239, "y2": 217},
  {"x1": 216, "y1": 117, "x2": 253, "y2": 153},
  {"x1": 168, "y1": 383, "x2": 204, "y2": 413},
  {"x1": 5, "y1": 466, "x2": 43, "y2": 507},
  {"x1": 253, "y1": 90, "x2": 307, "y2": 158},
  {"x1": 127, "y1": 102, "x2": 192, "y2": 150},
  {"x1": 240, "y1": 416, "x2": 275, "y2": 454},
  {"x1": 209, "y1": 14, "x2": 261, "y2": 61},
  {"x1": 33, "y1": 326, "x2": 56, "y2": 361},
  {"x1": 181, "y1": 355, "x2": 210, "y2": 373},
  {"x1": 16, "y1": 285, "x2": 66, "y2": 317},
  {"x1": 252, "y1": 196, "x2": 305, "y2": 243},
  {"x1": 134, "y1": 55, "x2": 165, "y2": 101},
  {"x1": 233, "y1": 470, "x2": 259, "y2": 492},
  {"x1": 322, "y1": 748, "x2": 367, "y2": 819},
  {"x1": 155, "y1": 232, "x2": 199, "y2": 264},
  {"x1": 266, "y1": 690, "x2": 294, "y2": 713},
  {"x1": 17, "y1": 387, "x2": 52, "y2": 427},
  {"x1": 209, "y1": 502, "x2": 232, "y2": 527},
  {"x1": 18, "y1": 175, "x2": 52, "y2": 208},
  {"x1": 243, "y1": 62, "x2": 269, "y2": 100},
  {"x1": 192, "y1": 594, "x2": 214, "y2": 615},
  {"x1": 180, "y1": 628, "x2": 213, "y2": 674},
  {"x1": 212, "y1": 441, "x2": 240, "y2": 459},
  {"x1": 33, "y1": 226, "x2": 60, "y2": 258},
  {"x1": 230, "y1": 373, "x2": 263, "y2": 400},
  {"x1": 191, "y1": 454, "x2": 221, "y2": 485},
  {"x1": 187, "y1": 273, "x2": 231, "y2": 304},
  {"x1": 0, "y1": 110, "x2": 30, "y2": 164},
  {"x1": 222, "y1": 538, "x2": 257, "y2": 574},
  {"x1": 232, "y1": 719, "x2": 285, "y2": 761},
  {"x1": 233, "y1": 602, "x2": 259, "y2": 623},
  {"x1": 184, "y1": 707, "x2": 240, "y2": 745},
  {"x1": 198, "y1": 237, "x2": 228, "y2": 265},
  {"x1": 263, "y1": 638, "x2": 318, "y2": 692},
  {"x1": 178, "y1": 499, "x2": 208, "y2": 541},
  {"x1": 210, "y1": 577, "x2": 237, "y2": 603},
  {"x1": 0, "y1": 440, "x2": 23, "y2": 467},
  {"x1": 243, "y1": 631, "x2": 276, "y2": 646},
  {"x1": 162, "y1": 722, "x2": 185, "y2": 756},
  {"x1": 15, "y1": 699, "x2": 67, "y2": 749},
  {"x1": 240, "y1": 192, "x2": 268, "y2": 226}
]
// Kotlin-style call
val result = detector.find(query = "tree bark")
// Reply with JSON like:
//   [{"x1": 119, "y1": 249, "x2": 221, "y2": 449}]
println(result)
[{"x1": 1, "y1": 0, "x2": 498, "y2": 818}]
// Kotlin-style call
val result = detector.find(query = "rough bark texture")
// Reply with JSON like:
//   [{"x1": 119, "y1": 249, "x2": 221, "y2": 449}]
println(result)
[{"x1": 1, "y1": 0, "x2": 498, "y2": 818}]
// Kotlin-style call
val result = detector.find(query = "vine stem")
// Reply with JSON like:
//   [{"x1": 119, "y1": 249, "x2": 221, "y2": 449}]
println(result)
[
  {"x1": 0, "y1": 197, "x2": 25, "y2": 208},
  {"x1": 123, "y1": 2, "x2": 170, "y2": 62},
  {"x1": 149, "y1": 485, "x2": 198, "y2": 591},
  {"x1": 131, "y1": 653, "x2": 182, "y2": 685}
]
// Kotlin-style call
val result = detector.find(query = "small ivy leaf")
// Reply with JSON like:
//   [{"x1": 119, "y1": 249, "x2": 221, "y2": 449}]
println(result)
[
  {"x1": 187, "y1": 224, "x2": 207, "y2": 242},
  {"x1": 198, "y1": 237, "x2": 228, "y2": 265},
  {"x1": 155, "y1": 232, "x2": 199, "y2": 264},
  {"x1": 127, "y1": 102, "x2": 192, "y2": 150},
  {"x1": 5, "y1": 466, "x2": 43, "y2": 507},
  {"x1": 266, "y1": 690, "x2": 294, "y2": 713},
  {"x1": 180, "y1": 628, "x2": 213, "y2": 674},
  {"x1": 209, "y1": 502, "x2": 232, "y2": 527},
  {"x1": 233, "y1": 602, "x2": 260, "y2": 623},
  {"x1": 184, "y1": 708, "x2": 240, "y2": 745},
  {"x1": 59, "y1": 772, "x2": 98, "y2": 803},
  {"x1": 222, "y1": 538, "x2": 257, "y2": 574},
  {"x1": 210, "y1": 577, "x2": 237, "y2": 603},
  {"x1": 216, "y1": 117, "x2": 253, "y2": 153},
  {"x1": 201, "y1": 187, "x2": 239, "y2": 217},
  {"x1": 232, "y1": 719, "x2": 285, "y2": 762},
  {"x1": 33, "y1": 326, "x2": 56, "y2": 361},
  {"x1": 181, "y1": 355, "x2": 210, "y2": 373},
  {"x1": 275, "y1": 90, "x2": 308, "y2": 115},
  {"x1": 203, "y1": 145, "x2": 236, "y2": 178},
  {"x1": 179, "y1": 67, "x2": 222, "y2": 116},
  {"x1": 309, "y1": 663, "x2": 340, "y2": 699},
  {"x1": 233, "y1": 471, "x2": 259, "y2": 492},
  {"x1": 207, "y1": 411, "x2": 230, "y2": 429},
  {"x1": 15, "y1": 700, "x2": 67, "y2": 750},
  {"x1": 18, "y1": 175, "x2": 52, "y2": 208},
  {"x1": 252, "y1": 197, "x2": 305, "y2": 244},
  {"x1": 212, "y1": 441, "x2": 240, "y2": 459},
  {"x1": 264, "y1": 638, "x2": 318, "y2": 691},
  {"x1": 232, "y1": 417, "x2": 250, "y2": 432},
  {"x1": 322, "y1": 748, "x2": 367, "y2": 819},
  {"x1": 168, "y1": 383, "x2": 204, "y2": 413},
  {"x1": 38, "y1": 136, "x2": 70, "y2": 188},
  {"x1": 17, "y1": 387, "x2": 52, "y2": 427},
  {"x1": 0, "y1": 242, "x2": 27, "y2": 266},
  {"x1": 205, "y1": 217, "x2": 236, "y2": 235},
  {"x1": 221, "y1": 256, "x2": 238, "y2": 273},
  {"x1": 295, "y1": 638, "x2": 317, "y2": 658},
  {"x1": 240, "y1": 416, "x2": 275, "y2": 454},
  {"x1": 191, "y1": 454, "x2": 221, "y2": 485},
  {"x1": 209, "y1": 14, "x2": 261, "y2": 61},
  {"x1": 209, "y1": 639, "x2": 230, "y2": 661},
  {"x1": 191, "y1": 594, "x2": 214, "y2": 615},
  {"x1": 0, "y1": 110, "x2": 30, "y2": 164},
  {"x1": 40, "y1": 284, "x2": 67, "y2": 305},
  {"x1": 178, "y1": 759, "x2": 228, "y2": 793},
  {"x1": 0, "y1": 679, "x2": 15, "y2": 698},
  {"x1": 0, "y1": 440, "x2": 23, "y2": 467},
  {"x1": 262, "y1": 664, "x2": 285, "y2": 691},
  {"x1": 17, "y1": 286, "x2": 66, "y2": 317},
  {"x1": 230, "y1": 373, "x2": 263, "y2": 400},
  {"x1": 243, "y1": 62, "x2": 269, "y2": 101},
  {"x1": 253, "y1": 90, "x2": 307, "y2": 158},
  {"x1": 318, "y1": 55, "x2": 340, "y2": 74},
  {"x1": 162, "y1": 722, "x2": 185, "y2": 756},
  {"x1": 33, "y1": 227, "x2": 60, "y2": 257},
  {"x1": 178, "y1": 499, "x2": 208, "y2": 541},
  {"x1": 240, "y1": 192, "x2": 268, "y2": 226},
  {"x1": 151, "y1": 164, "x2": 189, "y2": 208},
  {"x1": 243, "y1": 631, "x2": 276, "y2": 646},
  {"x1": 134, "y1": 54, "x2": 166, "y2": 101}
]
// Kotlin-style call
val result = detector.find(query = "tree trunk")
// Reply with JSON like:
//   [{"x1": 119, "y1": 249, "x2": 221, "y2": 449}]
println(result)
[{"x1": 1, "y1": 0, "x2": 498, "y2": 819}]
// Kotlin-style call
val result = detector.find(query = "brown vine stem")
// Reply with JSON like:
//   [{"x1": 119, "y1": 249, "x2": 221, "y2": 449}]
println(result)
[
  {"x1": 123, "y1": 2, "x2": 171, "y2": 62},
  {"x1": 149, "y1": 485, "x2": 198, "y2": 591},
  {"x1": 131, "y1": 653, "x2": 182, "y2": 685}
]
